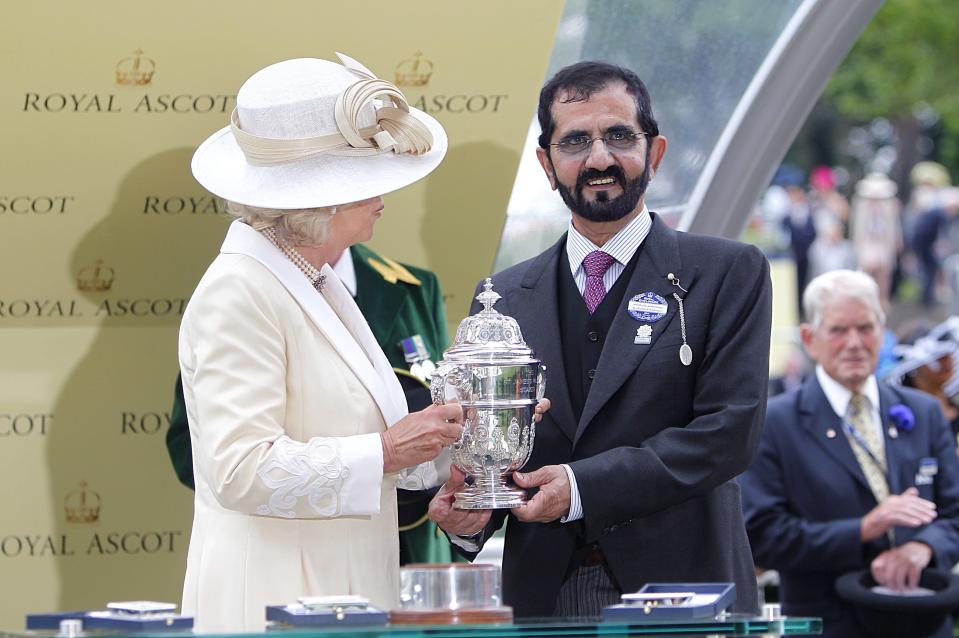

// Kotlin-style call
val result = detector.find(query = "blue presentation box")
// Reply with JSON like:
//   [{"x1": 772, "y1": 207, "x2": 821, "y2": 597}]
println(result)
[
  {"x1": 266, "y1": 604, "x2": 389, "y2": 628},
  {"x1": 25, "y1": 611, "x2": 86, "y2": 631},
  {"x1": 602, "y1": 582, "x2": 736, "y2": 622},
  {"x1": 26, "y1": 611, "x2": 194, "y2": 631}
]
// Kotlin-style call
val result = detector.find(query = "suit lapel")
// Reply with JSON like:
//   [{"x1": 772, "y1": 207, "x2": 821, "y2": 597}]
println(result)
[
  {"x1": 220, "y1": 221, "x2": 407, "y2": 428},
  {"x1": 878, "y1": 383, "x2": 902, "y2": 495},
  {"x1": 799, "y1": 377, "x2": 873, "y2": 495},
  {"x1": 575, "y1": 216, "x2": 696, "y2": 444},
  {"x1": 507, "y1": 236, "x2": 578, "y2": 443}
]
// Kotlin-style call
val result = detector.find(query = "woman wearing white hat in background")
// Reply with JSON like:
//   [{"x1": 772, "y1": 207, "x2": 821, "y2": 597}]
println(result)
[
  {"x1": 180, "y1": 53, "x2": 472, "y2": 632},
  {"x1": 850, "y1": 172, "x2": 902, "y2": 309},
  {"x1": 888, "y1": 322, "x2": 959, "y2": 441}
]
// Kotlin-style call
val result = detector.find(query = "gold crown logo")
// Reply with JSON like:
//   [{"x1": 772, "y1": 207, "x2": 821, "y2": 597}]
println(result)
[
  {"x1": 76, "y1": 259, "x2": 115, "y2": 292},
  {"x1": 394, "y1": 52, "x2": 433, "y2": 87},
  {"x1": 64, "y1": 481, "x2": 102, "y2": 524},
  {"x1": 115, "y1": 49, "x2": 156, "y2": 86}
]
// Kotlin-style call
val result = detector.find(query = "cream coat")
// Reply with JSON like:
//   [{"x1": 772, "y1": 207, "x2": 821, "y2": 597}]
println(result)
[{"x1": 178, "y1": 222, "x2": 443, "y2": 632}]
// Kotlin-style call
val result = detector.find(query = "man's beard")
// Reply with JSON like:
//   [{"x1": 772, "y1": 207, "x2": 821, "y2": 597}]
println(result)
[{"x1": 553, "y1": 150, "x2": 652, "y2": 222}]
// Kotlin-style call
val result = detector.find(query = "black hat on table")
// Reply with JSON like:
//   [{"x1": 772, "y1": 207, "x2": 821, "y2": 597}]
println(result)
[{"x1": 835, "y1": 568, "x2": 959, "y2": 638}]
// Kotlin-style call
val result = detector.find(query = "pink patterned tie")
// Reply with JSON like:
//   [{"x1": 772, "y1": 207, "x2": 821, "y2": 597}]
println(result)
[{"x1": 582, "y1": 250, "x2": 616, "y2": 314}]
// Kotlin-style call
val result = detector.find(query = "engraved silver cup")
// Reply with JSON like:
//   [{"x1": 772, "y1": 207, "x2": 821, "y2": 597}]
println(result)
[{"x1": 430, "y1": 279, "x2": 546, "y2": 509}]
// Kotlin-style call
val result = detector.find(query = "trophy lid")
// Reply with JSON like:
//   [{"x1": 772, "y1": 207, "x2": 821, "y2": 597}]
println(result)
[{"x1": 444, "y1": 279, "x2": 535, "y2": 362}]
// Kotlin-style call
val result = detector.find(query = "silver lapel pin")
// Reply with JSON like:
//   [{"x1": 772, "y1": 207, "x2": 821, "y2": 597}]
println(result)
[{"x1": 667, "y1": 274, "x2": 692, "y2": 366}]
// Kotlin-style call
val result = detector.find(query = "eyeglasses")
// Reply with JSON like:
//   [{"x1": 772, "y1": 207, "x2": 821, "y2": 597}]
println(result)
[{"x1": 550, "y1": 131, "x2": 650, "y2": 156}]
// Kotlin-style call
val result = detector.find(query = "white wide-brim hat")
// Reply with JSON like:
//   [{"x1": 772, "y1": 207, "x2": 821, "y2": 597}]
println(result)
[
  {"x1": 192, "y1": 53, "x2": 447, "y2": 209},
  {"x1": 884, "y1": 336, "x2": 957, "y2": 383}
]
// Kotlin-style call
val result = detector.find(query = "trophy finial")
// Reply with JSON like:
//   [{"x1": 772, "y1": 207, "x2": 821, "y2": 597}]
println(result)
[{"x1": 475, "y1": 277, "x2": 502, "y2": 313}]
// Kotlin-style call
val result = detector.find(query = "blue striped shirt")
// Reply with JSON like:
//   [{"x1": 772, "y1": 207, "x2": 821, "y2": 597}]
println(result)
[{"x1": 566, "y1": 207, "x2": 652, "y2": 294}]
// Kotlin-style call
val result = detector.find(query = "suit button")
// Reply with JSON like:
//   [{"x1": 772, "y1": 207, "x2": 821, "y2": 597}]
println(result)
[
  {"x1": 587, "y1": 369, "x2": 596, "y2": 380},
  {"x1": 587, "y1": 331, "x2": 599, "y2": 342}
]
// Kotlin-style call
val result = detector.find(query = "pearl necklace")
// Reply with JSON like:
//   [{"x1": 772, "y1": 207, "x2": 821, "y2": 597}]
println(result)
[{"x1": 260, "y1": 227, "x2": 326, "y2": 292}]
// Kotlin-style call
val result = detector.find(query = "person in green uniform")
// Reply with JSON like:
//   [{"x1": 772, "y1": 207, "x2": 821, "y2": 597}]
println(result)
[{"x1": 167, "y1": 242, "x2": 462, "y2": 565}]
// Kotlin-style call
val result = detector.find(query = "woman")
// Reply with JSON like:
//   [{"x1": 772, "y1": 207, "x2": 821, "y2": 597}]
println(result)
[
  {"x1": 850, "y1": 172, "x2": 902, "y2": 308},
  {"x1": 892, "y1": 328, "x2": 959, "y2": 440},
  {"x1": 907, "y1": 350, "x2": 959, "y2": 438},
  {"x1": 179, "y1": 54, "x2": 464, "y2": 632}
]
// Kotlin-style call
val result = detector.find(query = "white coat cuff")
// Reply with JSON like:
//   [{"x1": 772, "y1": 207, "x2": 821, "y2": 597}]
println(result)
[
  {"x1": 396, "y1": 447, "x2": 451, "y2": 491},
  {"x1": 338, "y1": 432, "x2": 385, "y2": 515}
]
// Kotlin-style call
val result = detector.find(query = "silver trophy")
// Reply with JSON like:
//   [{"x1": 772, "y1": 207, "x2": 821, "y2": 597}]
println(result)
[{"x1": 430, "y1": 279, "x2": 546, "y2": 509}]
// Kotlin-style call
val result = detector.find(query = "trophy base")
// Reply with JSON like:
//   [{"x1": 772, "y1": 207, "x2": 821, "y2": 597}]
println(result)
[
  {"x1": 453, "y1": 486, "x2": 526, "y2": 510},
  {"x1": 390, "y1": 607, "x2": 513, "y2": 625}
]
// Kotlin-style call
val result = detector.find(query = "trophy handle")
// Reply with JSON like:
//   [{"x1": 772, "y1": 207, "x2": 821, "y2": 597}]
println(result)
[
  {"x1": 518, "y1": 421, "x2": 535, "y2": 470},
  {"x1": 536, "y1": 364, "x2": 547, "y2": 400},
  {"x1": 434, "y1": 365, "x2": 471, "y2": 403},
  {"x1": 429, "y1": 370, "x2": 444, "y2": 405}
]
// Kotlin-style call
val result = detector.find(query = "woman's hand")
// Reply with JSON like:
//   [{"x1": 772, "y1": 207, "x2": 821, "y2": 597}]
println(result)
[{"x1": 381, "y1": 403, "x2": 464, "y2": 473}]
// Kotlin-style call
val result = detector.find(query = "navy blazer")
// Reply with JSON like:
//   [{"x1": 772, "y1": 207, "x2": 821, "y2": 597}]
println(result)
[
  {"x1": 741, "y1": 375, "x2": 959, "y2": 636},
  {"x1": 466, "y1": 214, "x2": 772, "y2": 616}
]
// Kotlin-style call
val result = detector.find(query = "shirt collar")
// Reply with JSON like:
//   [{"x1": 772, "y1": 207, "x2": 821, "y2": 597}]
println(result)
[
  {"x1": 566, "y1": 205, "x2": 651, "y2": 272},
  {"x1": 816, "y1": 365, "x2": 880, "y2": 417},
  {"x1": 332, "y1": 248, "x2": 357, "y2": 297}
]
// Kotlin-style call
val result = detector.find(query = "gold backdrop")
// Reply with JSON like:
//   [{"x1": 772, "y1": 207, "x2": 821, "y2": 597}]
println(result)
[{"x1": 0, "y1": 1, "x2": 563, "y2": 628}]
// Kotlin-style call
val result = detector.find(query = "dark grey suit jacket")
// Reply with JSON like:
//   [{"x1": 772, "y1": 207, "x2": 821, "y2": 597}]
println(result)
[{"x1": 468, "y1": 214, "x2": 772, "y2": 617}]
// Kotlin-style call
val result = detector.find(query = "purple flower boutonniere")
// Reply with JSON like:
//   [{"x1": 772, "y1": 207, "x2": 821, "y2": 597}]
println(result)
[{"x1": 889, "y1": 404, "x2": 915, "y2": 433}]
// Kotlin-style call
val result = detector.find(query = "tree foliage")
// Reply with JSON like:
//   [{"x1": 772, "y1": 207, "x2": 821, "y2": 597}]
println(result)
[
  {"x1": 827, "y1": 0, "x2": 959, "y2": 122},
  {"x1": 822, "y1": 0, "x2": 959, "y2": 177}
]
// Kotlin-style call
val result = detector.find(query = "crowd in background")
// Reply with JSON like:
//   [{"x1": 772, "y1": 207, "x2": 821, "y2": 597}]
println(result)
[{"x1": 750, "y1": 162, "x2": 959, "y2": 315}]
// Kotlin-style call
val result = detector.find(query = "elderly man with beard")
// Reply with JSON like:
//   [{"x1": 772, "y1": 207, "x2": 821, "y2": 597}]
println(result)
[{"x1": 429, "y1": 61, "x2": 773, "y2": 618}]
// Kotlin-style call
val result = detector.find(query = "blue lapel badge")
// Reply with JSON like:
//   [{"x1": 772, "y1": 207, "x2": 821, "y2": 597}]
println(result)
[{"x1": 627, "y1": 292, "x2": 668, "y2": 322}]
